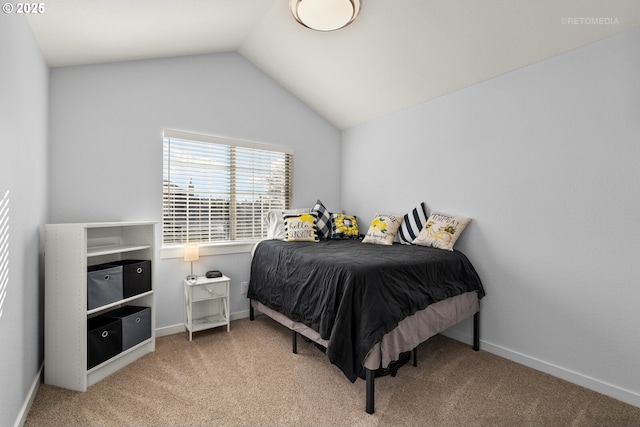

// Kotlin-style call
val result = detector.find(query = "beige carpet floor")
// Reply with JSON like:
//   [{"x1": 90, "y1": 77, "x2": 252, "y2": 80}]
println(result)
[{"x1": 26, "y1": 315, "x2": 640, "y2": 427}]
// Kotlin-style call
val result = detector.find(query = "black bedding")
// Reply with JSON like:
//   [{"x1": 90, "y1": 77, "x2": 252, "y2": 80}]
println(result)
[{"x1": 248, "y1": 239, "x2": 484, "y2": 382}]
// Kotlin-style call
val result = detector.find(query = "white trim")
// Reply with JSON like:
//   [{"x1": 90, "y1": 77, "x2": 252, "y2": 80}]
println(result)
[
  {"x1": 442, "y1": 328, "x2": 640, "y2": 409},
  {"x1": 163, "y1": 129, "x2": 294, "y2": 155},
  {"x1": 155, "y1": 323, "x2": 186, "y2": 337},
  {"x1": 160, "y1": 241, "x2": 259, "y2": 259},
  {"x1": 15, "y1": 364, "x2": 42, "y2": 427},
  {"x1": 230, "y1": 310, "x2": 250, "y2": 321},
  {"x1": 155, "y1": 310, "x2": 251, "y2": 338},
  {"x1": 46, "y1": 220, "x2": 156, "y2": 228}
]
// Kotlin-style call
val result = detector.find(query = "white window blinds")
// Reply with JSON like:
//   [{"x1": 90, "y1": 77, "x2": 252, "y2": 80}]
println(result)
[{"x1": 163, "y1": 130, "x2": 293, "y2": 245}]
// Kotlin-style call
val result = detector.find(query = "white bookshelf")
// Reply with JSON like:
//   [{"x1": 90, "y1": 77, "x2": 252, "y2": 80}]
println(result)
[{"x1": 44, "y1": 221, "x2": 156, "y2": 391}]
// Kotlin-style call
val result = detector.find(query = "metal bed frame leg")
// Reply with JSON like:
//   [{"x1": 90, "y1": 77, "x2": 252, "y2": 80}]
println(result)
[
  {"x1": 473, "y1": 311, "x2": 480, "y2": 351},
  {"x1": 365, "y1": 368, "x2": 375, "y2": 414},
  {"x1": 249, "y1": 299, "x2": 254, "y2": 321},
  {"x1": 257, "y1": 303, "x2": 480, "y2": 415}
]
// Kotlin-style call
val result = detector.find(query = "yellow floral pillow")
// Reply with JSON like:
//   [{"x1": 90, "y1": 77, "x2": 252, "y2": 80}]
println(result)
[
  {"x1": 283, "y1": 213, "x2": 319, "y2": 242},
  {"x1": 362, "y1": 214, "x2": 403, "y2": 245},
  {"x1": 412, "y1": 212, "x2": 470, "y2": 251},
  {"x1": 330, "y1": 213, "x2": 359, "y2": 239}
]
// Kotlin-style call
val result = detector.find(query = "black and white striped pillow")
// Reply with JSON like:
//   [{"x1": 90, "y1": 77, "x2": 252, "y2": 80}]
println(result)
[{"x1": 398, "y1": 202, "x2": 428, "y2": 244}]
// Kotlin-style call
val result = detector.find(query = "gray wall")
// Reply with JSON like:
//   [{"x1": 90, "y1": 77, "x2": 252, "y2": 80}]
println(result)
[
  {"x1": 0, "y1": 13, "x2": 49, "y2": 427},
  {"x1": 342, "y1": 27, "x2": 640, "y2": 406},
  {"x1": 48, "y1": 52, "x2": 341, "y2": 330}
]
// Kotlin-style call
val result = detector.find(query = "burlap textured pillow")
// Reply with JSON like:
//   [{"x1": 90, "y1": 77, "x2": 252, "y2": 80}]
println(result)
[
  {"x1": 283, "y1": 213, "x2": 319, "y2": 242},
  {"x1": 362, "y1": 214, "x2": 403, "y2": 245},
  {"x1": 412, "y1": 212, "x2": 470, "y2": 251}
]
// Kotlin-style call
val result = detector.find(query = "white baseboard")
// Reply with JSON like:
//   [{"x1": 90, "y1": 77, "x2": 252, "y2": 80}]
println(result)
[
  {"x1": 15, "y1": 364, "x2": 42, "y2": 427},
  {"x1": 155, "y1": 323, "x2": 186, "y2": 337},
  {"x1": 155, "y1": 310, "x2": 251, "y2": 338},
  {"x1": 230, "y1": 309, "x2": 250, "y2": 321},
  {"x1": 443, "y1": 329, "x2": 640, "y2": 409}
]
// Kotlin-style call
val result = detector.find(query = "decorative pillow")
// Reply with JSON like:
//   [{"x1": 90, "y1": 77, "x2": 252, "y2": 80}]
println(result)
[
  {"x1": 412, "y1": 212, "x2": 470, "y2": 251},
  {"x1": 331, "y1": 213, "x2": 359, "y2": 239},
  {"x1": 398, "y1": 202, "x2": 428, "y2": 245},
  {"x1": 362, "y1": 214, "x2": 403, "y2": 245},
  {"x1": 283, "y1": 213, "x2": 319, "y2": 242},
  {"x1": 312, "y1": 199, "x2": 332, "y2": 240},
  {"x1": 264, "y1": 208, "x2": 311, "y2": 239}
]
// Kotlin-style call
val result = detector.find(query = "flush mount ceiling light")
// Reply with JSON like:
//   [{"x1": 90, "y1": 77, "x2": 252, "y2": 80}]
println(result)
[{"x1": 290, "y1": 0, "x2": 361, "y2": 32}]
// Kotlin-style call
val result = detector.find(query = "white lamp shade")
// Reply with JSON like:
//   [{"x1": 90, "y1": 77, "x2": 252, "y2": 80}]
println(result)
[
  {"x1": 291, "y1": 0, "x2": 361, "y2": 32},
  {"x1": 183, "y1": 244, "x2": 200, "y2": 262}
]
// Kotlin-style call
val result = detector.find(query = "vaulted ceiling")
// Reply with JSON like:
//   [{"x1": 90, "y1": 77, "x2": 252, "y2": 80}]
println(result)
[{"x1": 27, "y1": 0, "x2": 640, "y2": 129}]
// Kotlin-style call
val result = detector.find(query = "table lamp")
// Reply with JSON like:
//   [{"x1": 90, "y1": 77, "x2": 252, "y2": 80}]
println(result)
[{"x1": 184, "y1": 244, "x2": 199, "y2": 282}]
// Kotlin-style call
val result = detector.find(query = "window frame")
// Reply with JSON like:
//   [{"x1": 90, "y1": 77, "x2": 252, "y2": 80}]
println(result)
[{"x1": 161, "y1": 129, "x2": 293, "y2": 257}]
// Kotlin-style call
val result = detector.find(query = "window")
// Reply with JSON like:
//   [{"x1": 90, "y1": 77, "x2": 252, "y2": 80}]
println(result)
[{"x1": 163, "y1": 130, "x2": 292, "y2": 246}]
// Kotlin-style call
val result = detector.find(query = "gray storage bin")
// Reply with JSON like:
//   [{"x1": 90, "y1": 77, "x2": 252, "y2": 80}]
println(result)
[
  {"x1": 87, "y1": 264, "x2": 123, "y2": 310},
  {"x1": 103, "y1": 306, "x2": 152, "y2": 350}
]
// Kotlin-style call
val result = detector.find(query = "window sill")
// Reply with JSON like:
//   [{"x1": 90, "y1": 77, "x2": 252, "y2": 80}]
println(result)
[{"x1": 160, "y1": 240, "x2": 261, "y2": 259}]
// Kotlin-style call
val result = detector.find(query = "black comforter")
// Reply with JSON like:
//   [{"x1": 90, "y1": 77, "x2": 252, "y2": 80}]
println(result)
[{"x1": 248, "y1": 239, "x2": 484, "y2": 382}]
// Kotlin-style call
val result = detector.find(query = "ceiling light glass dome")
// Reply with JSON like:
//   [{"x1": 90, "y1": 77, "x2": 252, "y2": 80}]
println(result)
[{"x1": 290, "y1": 0, "x2": 361, "y2": 32}]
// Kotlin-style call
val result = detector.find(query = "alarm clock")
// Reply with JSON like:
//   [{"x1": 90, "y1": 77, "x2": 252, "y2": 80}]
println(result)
[{"x1": 205, "y1": 270, "x2": 222, "y2": 278}]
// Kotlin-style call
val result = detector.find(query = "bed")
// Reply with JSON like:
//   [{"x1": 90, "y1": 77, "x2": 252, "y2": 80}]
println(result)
[{"x1": 248, "y1": 238, "x2": 485, "y2": 414}]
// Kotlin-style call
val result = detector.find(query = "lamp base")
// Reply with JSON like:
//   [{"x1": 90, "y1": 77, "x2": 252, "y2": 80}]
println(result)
[{"x1": 186, "y1": 274, "x2": 197, "y2": 282}]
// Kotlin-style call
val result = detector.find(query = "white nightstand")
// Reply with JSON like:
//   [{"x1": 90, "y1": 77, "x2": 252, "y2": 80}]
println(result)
[{"x1": 184, "y1": 275, "x2": 230, "y2": 341}]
